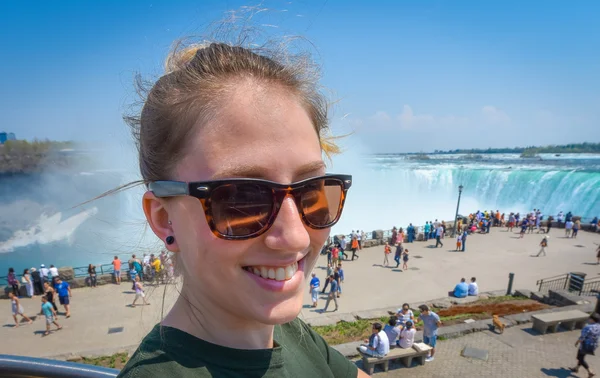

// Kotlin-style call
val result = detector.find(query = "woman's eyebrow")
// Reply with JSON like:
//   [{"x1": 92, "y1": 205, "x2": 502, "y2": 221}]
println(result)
[{"x1": 211, "y1": 161, "x2": 326, "y2": 180}]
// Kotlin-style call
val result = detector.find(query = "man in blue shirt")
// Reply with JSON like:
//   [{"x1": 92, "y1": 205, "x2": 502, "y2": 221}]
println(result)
[
  {"x1": 54, "y1": 277, "x2": 72, "y2": 318},
  {"x1": 453, "y1": 278, "x2": 468, "y2": 298},
  {"x1": 322, "y1": 275, "x2": 338, "y2": 312},
  {"x1": 418, "y1": 304, "x2": 442, "y2": 362},
  {"x1": 309, "y1": 273, "x2": 320, "y2": 308}
]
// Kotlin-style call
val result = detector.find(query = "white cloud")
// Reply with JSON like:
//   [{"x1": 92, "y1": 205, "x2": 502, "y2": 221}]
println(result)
[
  {"x1": 481, "y1": 105, "x2": 511, "y2": 124},
  {"x1": 396, "y1": 105, "x2": 435, "y2": 129}
]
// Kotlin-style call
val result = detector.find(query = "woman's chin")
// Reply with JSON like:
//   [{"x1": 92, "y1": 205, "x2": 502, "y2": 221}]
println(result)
[{"x1": 253, "y1": 294, "x2": 304, "y2": 325}]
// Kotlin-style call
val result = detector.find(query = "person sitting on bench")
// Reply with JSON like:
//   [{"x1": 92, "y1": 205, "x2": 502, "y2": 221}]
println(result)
[
  {"x1": 383, "y1": 316, "x2": 402, "y2": 348},
  {"x1": 398, "y1": 320, "x2": 416, "y2": 349},
  {"x1": 359, "y1": 322, "x2": 390, "y2": 357}
]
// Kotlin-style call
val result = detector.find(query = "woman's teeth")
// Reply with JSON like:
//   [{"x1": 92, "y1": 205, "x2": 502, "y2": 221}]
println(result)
[{"x1": 245, "y1": 262, "x2": 299, "y2": 281}]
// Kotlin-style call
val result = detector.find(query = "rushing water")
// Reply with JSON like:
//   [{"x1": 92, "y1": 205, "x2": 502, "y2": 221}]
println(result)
[{"x1": 1, "y1": 150, "x2": 599, "y2": 276}]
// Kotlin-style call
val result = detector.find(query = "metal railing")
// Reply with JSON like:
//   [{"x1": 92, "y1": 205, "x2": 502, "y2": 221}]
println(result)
[
  {"x1": 536, "y1": 274, "x2": 569, "y2": 292},
  {"x1": 0, "y1": 263, "x2": 128, "y2": 287},
  {"x1": 579, "y1": 277, "x2": 600, "y2": 297},
  {"x1": 0, "y1": 354, "x2": 119, "y2": 377}
]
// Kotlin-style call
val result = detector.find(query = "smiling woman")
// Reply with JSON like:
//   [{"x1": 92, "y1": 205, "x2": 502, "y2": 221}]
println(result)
[{"x1": 115, "y1": 16, "x2": 364, "y2": 378}]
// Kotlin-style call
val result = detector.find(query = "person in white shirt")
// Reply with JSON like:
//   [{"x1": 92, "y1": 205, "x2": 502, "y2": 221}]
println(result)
[
  {"x1": 358, "y1": 322, "x2": 390, "y2": 357},
  {"x1": 398, "y1": 320, "x2": 416, "y2": 349},
  {"x1": 39, "y1": 264, "x2": 50, "y2": 282},
  {"x1": 565, "y1": 220, "x2": 574, "y2": 238},
  {"x1": 468, "y1": 277, "x2": 479, "y2": 296},
  {"x1": 48, "y1": 265, "x2": 59, "y2": 284}
]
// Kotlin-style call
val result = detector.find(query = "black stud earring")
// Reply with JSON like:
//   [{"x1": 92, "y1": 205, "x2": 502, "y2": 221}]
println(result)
[{"x1": 166, "y1": 236, "x2": 175, "y2": 245}]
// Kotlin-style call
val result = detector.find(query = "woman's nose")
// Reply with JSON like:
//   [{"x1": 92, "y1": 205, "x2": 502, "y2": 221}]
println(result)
[{"x1": 263, "y1": 196, "x2": 310, "y2": 252}]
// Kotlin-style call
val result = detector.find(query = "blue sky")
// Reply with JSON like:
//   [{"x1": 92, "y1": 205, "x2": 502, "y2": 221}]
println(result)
[{"x1": 1, "y1": 0, "x2": 599, "y2": 153}]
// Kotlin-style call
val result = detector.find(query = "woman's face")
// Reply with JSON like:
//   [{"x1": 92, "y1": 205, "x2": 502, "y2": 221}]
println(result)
[{"x1": 156, "y1": 81, "x2": 329, "y2": 325}]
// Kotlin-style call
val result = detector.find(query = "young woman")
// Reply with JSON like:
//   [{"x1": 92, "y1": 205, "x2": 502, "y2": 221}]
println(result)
[
  {"x1": 43, "y1": 281, "x2": 58, "y2": 312},
  {"x1": 7, "y1": 267, "x2": 19, "y2": 296},
  {"x1": 88, "y1": 264, "x2": 97, "y2": 288},
  {"x1": 8, "y1": 292, "x2": 32, "y2": 327},
  {"x1": 116, "y1": 38, "x2": 362, "y2": 377},
  {"x1": 22, "y1": 268, "x2": 34, "y2": 297}
]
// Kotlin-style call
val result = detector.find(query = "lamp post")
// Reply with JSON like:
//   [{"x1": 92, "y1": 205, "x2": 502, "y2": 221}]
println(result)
[{"x1": 453, "y1": 185, "x2": 464, "y2": 237}]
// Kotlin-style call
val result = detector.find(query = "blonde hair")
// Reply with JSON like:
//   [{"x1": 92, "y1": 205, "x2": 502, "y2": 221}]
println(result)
[{"x1": 125, "y1": 37, "x2": 339, "y2": 184}]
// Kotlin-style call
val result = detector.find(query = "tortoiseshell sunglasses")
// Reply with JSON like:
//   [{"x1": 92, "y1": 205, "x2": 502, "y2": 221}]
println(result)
[{"x1": 148, "y1": 174, "x2": 352, "y2": 240}]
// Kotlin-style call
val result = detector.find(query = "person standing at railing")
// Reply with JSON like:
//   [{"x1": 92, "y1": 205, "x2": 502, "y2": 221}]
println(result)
[
  {"x1": 7, "y1": 268, "x2": 19, "y2": 296},
  {"x1": 423, "y1": 222, "x2": 430, "y2": 241},
  {"x1": 39, "y1": 264, "x2": 49, "y2": 285},
  {"x1": 48, "y1": 265, "x2": 59, "y2": 285},
  {"x1": 22, "y1": 269, "x2": 33, "y2": 297},
  {"x1": 31, "y1": 267, "x2": 43, "y2": 295},
  {"x1": 87, "y1": 264, "x2": 97, "y2": 288},
  {"x1": 112, "y1": 256, "x2": 122, "y2": 285}
]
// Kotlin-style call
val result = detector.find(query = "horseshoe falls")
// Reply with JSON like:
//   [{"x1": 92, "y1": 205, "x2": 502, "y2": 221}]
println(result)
[{"x1": 331, "y1": 153, "x2": 600, "y2": 234}]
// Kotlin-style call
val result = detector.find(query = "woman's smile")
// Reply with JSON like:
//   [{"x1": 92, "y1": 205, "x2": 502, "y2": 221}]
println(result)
[{"x1": 242, "y1": 254, "x2": 308, "y2": 292}]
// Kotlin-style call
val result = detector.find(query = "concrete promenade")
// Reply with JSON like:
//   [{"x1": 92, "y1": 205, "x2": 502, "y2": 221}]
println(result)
[
  {"x1": 300, "y1": 227, "x2": 600, "y2": 321},
  {"x1": 0, "y1": 227, "x2": 598, "y2": 360},
  {"x1": 368, "y1": 323, "x2": 600, "y2": 378}
]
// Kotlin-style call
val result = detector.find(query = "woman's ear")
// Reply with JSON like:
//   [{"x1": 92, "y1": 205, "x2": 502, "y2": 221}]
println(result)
[{"x1": 142, "y1": 191, "x2": 179, "y2": 252}]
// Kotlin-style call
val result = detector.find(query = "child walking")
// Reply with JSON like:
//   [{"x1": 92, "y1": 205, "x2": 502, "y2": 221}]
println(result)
[
  {"x1": 402, "y1": 249, "x2": 410, "y2": 271},
  {"x1": 456, "y1": 234, "x2": 462, "y2": 251},
  {"x1": 131, "y1": 276, "x2": 150, "y2": 307},
  {"x1": 41, "y1": 296, "x2": 61, "y2": 336},
  {"x1": 9, "y1": 292, "x2": 32, "y2": 327},
  {"x1": 383, "y1": 242, "x2": 391, "y2": 266}
]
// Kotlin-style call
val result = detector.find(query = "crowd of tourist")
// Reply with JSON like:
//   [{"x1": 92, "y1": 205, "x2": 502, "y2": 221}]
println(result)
[
  {"x1": 4, "y1": 250, "x2": 176, "y2": 335},
  {"x1": 357, "y1": 303, "x2": 441, "y2": 362}
]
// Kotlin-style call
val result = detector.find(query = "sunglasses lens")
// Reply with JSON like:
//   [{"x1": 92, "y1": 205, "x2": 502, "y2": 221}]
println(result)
[
  {"x1": 210, "y1": 183, "x2": 273, "y2": 237},
  {"x1": 301, "y1": 178, "x2": 343, "y2": 228}
]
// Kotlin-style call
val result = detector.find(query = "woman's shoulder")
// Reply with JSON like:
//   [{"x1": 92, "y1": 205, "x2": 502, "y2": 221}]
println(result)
[{"x1": 117, "y1": 325, "x2": 213, "y2": 378}]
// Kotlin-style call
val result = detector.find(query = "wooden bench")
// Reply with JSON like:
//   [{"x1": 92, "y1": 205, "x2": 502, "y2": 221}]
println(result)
[
  {"x1": 531, "y1": 309, "x2": 589, "y2": 334},
  {"x1": 358, "y1": 343, "x2": 431, "y2": 374}
]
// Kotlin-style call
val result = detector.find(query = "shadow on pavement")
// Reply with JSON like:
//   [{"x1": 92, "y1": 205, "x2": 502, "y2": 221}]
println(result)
[
  {"x1": 521, "y1": 327, "x2": 542, "y2": 336},
  {"x1": 540, "y1": 367, "x2": 575, "y2": 377}
]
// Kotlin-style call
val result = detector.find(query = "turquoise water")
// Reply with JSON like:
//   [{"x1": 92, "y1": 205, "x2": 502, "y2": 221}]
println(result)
[{"x1": 1, "y1": 151, "x2": 599, "y2": 278}]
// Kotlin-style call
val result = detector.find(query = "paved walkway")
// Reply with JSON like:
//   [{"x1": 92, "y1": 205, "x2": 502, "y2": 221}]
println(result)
[
  {"x1": 301, "y1": 228, "x2": 600, "y2": 321},
  {"x1": 362, "y1": 323, "x2": 599, "y2": 378},
  {"x1": 0, "y1": 228, "x2": 598, "y2": 359}
]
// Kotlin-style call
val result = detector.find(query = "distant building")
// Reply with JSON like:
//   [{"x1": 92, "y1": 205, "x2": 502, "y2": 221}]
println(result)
[{"x1": 0, "y1": 132, "x2": 16, "y2": 144}]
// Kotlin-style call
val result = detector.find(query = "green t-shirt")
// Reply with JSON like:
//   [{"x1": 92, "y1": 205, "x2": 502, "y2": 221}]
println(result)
[{"x1": 118, "y1": 317, "x2": 357, "y2": 377}]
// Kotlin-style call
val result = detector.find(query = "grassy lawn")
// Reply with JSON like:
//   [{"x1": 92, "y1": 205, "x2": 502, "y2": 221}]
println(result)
[
  {"x1": 73, "y1": 352, "x2": 129, "y2": 370},
  {"x1": 312, "y1": 295, "x2": 532, "y2": 345}
]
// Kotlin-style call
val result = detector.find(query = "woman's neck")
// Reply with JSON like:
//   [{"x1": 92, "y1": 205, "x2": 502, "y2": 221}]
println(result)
[{"x1": 162, "y1": 283, "x2": 275, "y2": 350}]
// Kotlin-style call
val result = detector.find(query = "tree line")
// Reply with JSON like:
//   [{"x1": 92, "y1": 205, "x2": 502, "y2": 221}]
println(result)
[
  {"x1": 0, "y1": 139, "x2": 74, "y2": 174},
  {"x1": 432, "y1": 142, "x2": 600, "y2": 155}
]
